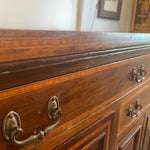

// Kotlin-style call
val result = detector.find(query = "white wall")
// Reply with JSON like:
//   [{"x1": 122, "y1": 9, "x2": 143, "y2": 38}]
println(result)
[
  {"x1": 0, "y1": 0, "x2": 133, "y2": 32},
  {"x1": 0, "y1": 0, "x2": 77, "y2": 30},
  {"x1": 81, "y1": 0, "x2": 134, "y2": 32}
]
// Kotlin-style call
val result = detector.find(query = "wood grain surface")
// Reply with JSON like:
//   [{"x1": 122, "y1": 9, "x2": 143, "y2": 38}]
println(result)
[
  {"x1": 1, "y1": 30, "x2": 150, "y2": 150},
  {"x1": 1, "y1": 30, "x2": 150, "y2": 90},
  {"x1": 131, "y1": 0, "x2": 150, "y2": 33}
]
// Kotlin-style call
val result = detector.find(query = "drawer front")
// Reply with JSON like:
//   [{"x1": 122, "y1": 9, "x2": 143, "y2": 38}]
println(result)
[
  {"x1": 1, "y1": 32, "x2": 150, "y2": 91},
  {"x1": 0, "y1": 55, "x2": 150, "y2": 149},
  {"x1": 119, "y1": 84, "x2": 150, "y2": 134}
]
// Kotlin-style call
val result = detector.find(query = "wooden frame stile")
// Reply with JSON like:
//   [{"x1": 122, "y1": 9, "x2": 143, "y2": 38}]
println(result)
[{"x1": 130, "y1": 0, "x2": 138, "y2": 32}]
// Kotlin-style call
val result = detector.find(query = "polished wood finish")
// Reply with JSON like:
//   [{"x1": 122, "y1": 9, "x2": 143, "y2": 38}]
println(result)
[
  {"x1": 143, "y1": 113, "x2": 150, "y2": 150},
  {"x1": 1, "y1": 30, "x2": 150, "y2": 90},
  {"x1": 55, "y1": 112, "x2": 114, "y2": 150},
  {"x1": 118, "y1": 122, "x2": 143, "y2": 150},
  {"x1": 119, "y1": 83, "x2": 150, "y2": 133},
  {"x1": 0, "y1": 30, "x2": 150, "y2": 150}
]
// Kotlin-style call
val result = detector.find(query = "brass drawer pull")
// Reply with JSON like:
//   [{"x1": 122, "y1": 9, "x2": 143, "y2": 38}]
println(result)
[
  {"x1": 2, "y1": 96, "x2": 62, "y2": 146},
  {"x1": 131, "y1": 65, "x2": 147, "y2": 83},
  {"x1": 128, "y1": 105, "x2": 140, "y2": 118},
  {"x1": 135, "y1": 99, "x2": 143, "y2": 110}
]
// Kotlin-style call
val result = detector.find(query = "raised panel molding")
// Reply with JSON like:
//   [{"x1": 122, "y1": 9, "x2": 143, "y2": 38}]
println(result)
[
  {"x1": 54, "y1": 112, "x2": 115, "y2": 150},
  {"x1": 118, "y1": 124, "x2": 142, "y2": 150}
]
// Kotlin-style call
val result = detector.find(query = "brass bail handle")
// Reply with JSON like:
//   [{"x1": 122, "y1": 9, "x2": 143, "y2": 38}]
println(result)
[
  {"x1": 2, "y1": 96, "x2": 62, "y2": 146},
  {"x1": 128, "y1": 105, "x2": 140, "y2": 118},
  {"x1": 131, "y1": 65, "x2": 147, "y2": 83}
]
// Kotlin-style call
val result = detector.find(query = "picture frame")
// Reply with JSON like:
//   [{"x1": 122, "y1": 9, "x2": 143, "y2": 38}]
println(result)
[
  {"x1": 130, "y1": 0, "x2": 150, "y2": 33},
  {"x1": 97, "y1": 0, "x2": 122, "y2": 20}
]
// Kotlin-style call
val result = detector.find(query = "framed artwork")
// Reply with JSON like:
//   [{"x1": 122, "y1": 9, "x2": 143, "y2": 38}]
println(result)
[
  {"x1": 130, "y1": 0, "x2": 150, "y2": 33},
  {"x1": 97, "y1": 0, "x2": 122, "y2": 20}
]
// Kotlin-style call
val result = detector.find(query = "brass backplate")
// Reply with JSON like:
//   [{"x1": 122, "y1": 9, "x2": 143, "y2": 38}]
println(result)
[
  {"x1": 2, "y1": 111, "x2": 21, "y2": 141},
  {"x1": 48, "y1": 96, "x2": 60, "y2": 120}
]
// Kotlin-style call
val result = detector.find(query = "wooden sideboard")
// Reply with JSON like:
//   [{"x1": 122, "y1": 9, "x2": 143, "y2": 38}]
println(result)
[{"x1": 0, "y1": 30, "x2": 150, "y2": 150}]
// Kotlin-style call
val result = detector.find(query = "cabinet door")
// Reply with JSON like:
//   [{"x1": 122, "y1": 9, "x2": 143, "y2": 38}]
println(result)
[
  {"x1": 118, "y1": 124, "x2": 142, "y2": 150},
  {"x1": 54, "y1": 112, "x2": 115, "y2": 150},
  {"x1": 143, "y1": 114, "x2": 150, "y2": 150}
]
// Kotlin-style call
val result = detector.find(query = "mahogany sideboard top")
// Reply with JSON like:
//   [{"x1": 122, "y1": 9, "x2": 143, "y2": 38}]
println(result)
[{"x1": 0, "y1": 29, "x2": 150, "y2": 150}]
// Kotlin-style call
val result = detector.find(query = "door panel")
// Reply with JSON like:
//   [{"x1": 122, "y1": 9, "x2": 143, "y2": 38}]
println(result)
[
  {"x1": 118, "y1": 125, "x2": 142, "y2": 150},
  {"x1": 143, "y1": 114, "x2": 150, "y2": 150},
  {"x1": 54, "y1": 112, "x2": 115, "y2": 150}
]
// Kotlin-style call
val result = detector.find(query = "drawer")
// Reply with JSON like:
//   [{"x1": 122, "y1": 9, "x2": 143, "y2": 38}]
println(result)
[
  {"x1": 119, "y1": 84, "x2": 150, "y2": 134},
  {"x1": 0, "y1": 50, "x2": 150, "y2": 91},
  {"x1": 0, "y1": 55, "x2": 150, "y2": 149}
]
